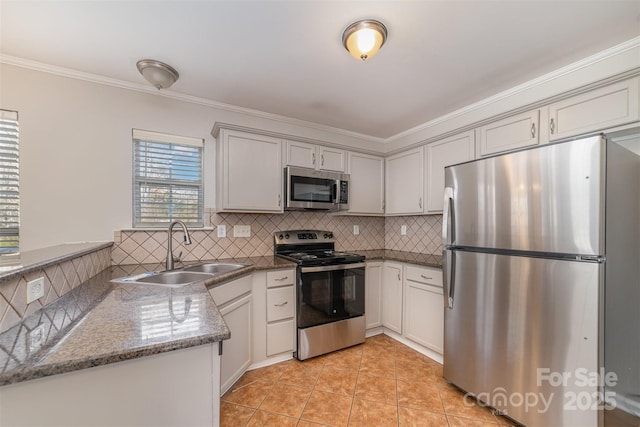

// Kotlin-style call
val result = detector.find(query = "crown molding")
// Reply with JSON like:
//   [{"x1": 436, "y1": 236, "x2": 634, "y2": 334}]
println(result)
[
  {"x1": 386, "y1": 36, "x2": 640, "y2": 144},
  {"x1": 2, "y1": 35, "x2": 640, "y2": 147},
  {"x1": 0, "y1": 54, "x2": 385, "y2": 145}
]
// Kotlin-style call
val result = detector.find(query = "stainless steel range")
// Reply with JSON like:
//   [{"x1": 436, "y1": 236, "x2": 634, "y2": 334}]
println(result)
[{"x1": 274, "y1": 230, "x2": 366, "y2": 360}]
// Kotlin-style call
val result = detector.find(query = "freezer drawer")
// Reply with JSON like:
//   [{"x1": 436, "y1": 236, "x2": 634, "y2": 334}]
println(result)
[{"x1": 443, "y1": 250, "x2": 601, "y2": 427}]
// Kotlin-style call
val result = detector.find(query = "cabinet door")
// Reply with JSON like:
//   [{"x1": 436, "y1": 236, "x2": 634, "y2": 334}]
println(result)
[
  {"x1": 385, "y1": 147, "x2": 424, "y2": 215},
  {"x1": 219, "y1": 130, "x2": 283, "y2": 212},
  {"x1": 425, "y1": 131, "x2": 475, "y2": 213},
  {"x1": 548, "y1": 78, "x2": 639, "y2": 141},
  {"x1": 477, "y1": 110, "x2": 539, "y2": 157},
  {"x1": 347, "y1": 152, "x2": 384, "y2": 215},
  {"x1": 404, "y1": 280, "x2": 444, "y2": 354},
  {"x1": 219, "y1": 294, "x2": 252, "y2": 394},
  {"x1": 382, "y1": 263, "x2": 403, "y2": 334},
  {"x1": 319, "y1": 146, "x2": 345, "y2": 172},
  {"x1": 285, "y1": 140, "x2": 317, "y2": 169},
  {"x1": 365, "y1": 262, "x2": 383, "y2": 329}
]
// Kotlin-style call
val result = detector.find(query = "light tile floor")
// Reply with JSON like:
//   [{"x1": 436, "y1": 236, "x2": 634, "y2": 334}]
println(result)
[{"x1": 220, "y1": 334, "x2": 520, "y2": 427}]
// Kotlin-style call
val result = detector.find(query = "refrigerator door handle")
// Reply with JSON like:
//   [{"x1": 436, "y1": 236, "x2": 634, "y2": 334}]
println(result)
[
  {"x1": 443, "y1": 250, "x2": 456, "y2": 309},
  {"x1": 442, "y1": 187, "x2": 454, "y2": 245}
]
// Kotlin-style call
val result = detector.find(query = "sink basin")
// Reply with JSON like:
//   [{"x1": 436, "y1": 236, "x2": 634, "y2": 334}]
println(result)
[
  {"x1": 135, "y1": 271, "x2": 212, "y2": 287},
  {"x1": 111, "y1": 262, "x2": 249, "y2": 288},
  {"x1": 182, "y1": 262, "x2": 248, "y2": 275}
]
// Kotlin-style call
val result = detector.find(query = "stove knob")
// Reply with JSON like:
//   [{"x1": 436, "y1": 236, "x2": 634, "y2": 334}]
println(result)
[
  {"x1": 278, "y1": 234, "x2": 284, "y2": 240},
  {"x1": 327, "y1": 233, "x2": 333, "y2": 239},
  {"x1": 285, "y1": 233, "x2": 289, "y2": 239}
]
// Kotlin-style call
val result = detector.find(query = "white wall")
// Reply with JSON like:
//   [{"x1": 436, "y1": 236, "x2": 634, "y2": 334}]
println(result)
[{"x1": 0, "y1": 64, "x2": 381, "y2": 251}]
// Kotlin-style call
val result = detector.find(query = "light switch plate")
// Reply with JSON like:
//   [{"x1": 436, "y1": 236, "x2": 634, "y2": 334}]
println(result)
[
  {"x1": 401, "y1": 225, "x2": 407, "y2": 236},
  {"x1": 233, "y1": 225, "x2": 251, "y2": 238},
  {"x1": 353, "y1": 225, "x2": 359, "y2": 235},
  {"x1": 217, "y1": 224, "x2": 227, "y2": 238}
]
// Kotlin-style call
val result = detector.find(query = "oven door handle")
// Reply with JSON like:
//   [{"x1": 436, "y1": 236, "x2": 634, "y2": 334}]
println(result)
[{"x1": 300, "y1": 262, "x2": 366, "y2": 273}]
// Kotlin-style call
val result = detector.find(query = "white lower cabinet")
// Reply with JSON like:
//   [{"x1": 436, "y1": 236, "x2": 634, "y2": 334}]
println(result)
[
  {"x1": 252, "y1": 269, "x2": 296, "y2": 364},
  {"x1": 210, "y1": 275, "x2": 253, "y2": 394},
  {"x1": 365, "y1": 261, "x2": 383, "y2": 329},
  {"x1": 404, "y1": 265, "x2": 444, "y2": 354},
  {"x1": 381, "y1": 262, "x2": 403, "y2": 334}
]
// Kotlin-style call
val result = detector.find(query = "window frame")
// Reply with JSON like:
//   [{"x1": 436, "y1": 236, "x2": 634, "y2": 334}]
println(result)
[
  {"x1": 132, "y1": 129, "x2": 204, "y2": 228},
  {"x1": 0, "y1": 110, "x2": 19, "y2": 255}
]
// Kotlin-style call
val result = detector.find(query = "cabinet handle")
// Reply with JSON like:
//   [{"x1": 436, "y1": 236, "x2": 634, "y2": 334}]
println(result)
[
  {"x1": 397, "y1": 272, "x2": 401, "y2": 281},
  {"x1": 274, "y1": 276, "x2": 288, "y2": 281},
  {"x1": 550, "y1": 118, "x2": 555, "y2": 134},
  {"x1": 419, "y1": 197, "x2": 422, "y2": 209},
  {"x1": 382, "y1": 200, "x2": 385, "y2": 210},
  {"x1": 278, "y1": 194, "x2": 281, "y2": 207},
  {"x1": 274, "y1": 301, "x2": 289, "y2": 307},
  {"x1": 531, "y1": 123, "x2": 536, "y2": 138},
  {"x1": 420, "y1": 274, "x2": 433, "y2": 280},
  {"x1": 312, "y1": 153, "x2": 316, "y2": 165},
  {"x1": 321, "y1": 154, "x2": 325, "y2": 166}
]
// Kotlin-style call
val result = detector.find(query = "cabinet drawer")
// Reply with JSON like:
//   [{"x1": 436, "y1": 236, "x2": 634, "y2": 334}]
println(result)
[
  {"x1": 209, "y1": 275, "x2": 252, "y2": 306},
  {"x1": 267, "y1": 286, "x2": 295, "y2": 321},
  {"x1": 405, "y1": 265, "x2": 443, "y2": 287},
  {"x1": 266, "y1": 269, "x2": 295, "y2": 288},
  {"x1": 267, "y1": 319, "x2": 295, "y2": 356}
]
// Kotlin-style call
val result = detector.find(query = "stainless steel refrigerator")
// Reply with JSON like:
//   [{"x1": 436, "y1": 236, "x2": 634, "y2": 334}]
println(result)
[{"x1": 442, "y1": 135, "x2": 640, "y2": 426}]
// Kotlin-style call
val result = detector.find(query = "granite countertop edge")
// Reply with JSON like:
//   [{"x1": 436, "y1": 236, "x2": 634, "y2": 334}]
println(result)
[
  {"x1": 0, "y1": 242, "x2": 114, "y2": 283},
  {"x1": 359, "y1": 250, "x2": 443, "y2": 268}
]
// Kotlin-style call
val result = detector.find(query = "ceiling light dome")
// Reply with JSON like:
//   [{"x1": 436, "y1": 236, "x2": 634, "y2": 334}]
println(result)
[
  {"x1": 136, "y1": 59, "x2": 179, "y2": 90},
  {"x1": 342, "y1": 19, "x2": 388, "y2": 61}
]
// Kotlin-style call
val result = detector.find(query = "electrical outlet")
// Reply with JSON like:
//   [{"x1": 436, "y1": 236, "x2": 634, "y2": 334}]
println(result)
[
  {"x1": 233, "y1": 225, "x2": 251, "y2": 238},
  {"x1": 27, "y1": 277, "x2": 45, "y2": 304},
  {"x1": 353, "y1": 225, "x2": 360, "y2": 235},
  {"x1": 217, "y1": 224, "x2": 227, "y2": 238},
  {"x1": 401, "y1": 225, "x2": 407, "y2": 236}
]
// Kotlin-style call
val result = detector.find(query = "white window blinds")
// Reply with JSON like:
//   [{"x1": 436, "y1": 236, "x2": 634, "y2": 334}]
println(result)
[
  {"x1": 0, "y1": 110, "x2": 19, "y2": 254},
  {"x1": 132, "y1": 130, "x2": 204, "y2": 228}
]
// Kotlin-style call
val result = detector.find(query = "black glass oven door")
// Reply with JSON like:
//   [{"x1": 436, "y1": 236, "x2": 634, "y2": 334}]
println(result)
[{"x1": 297, "y1": 264, "x2": 365, "y2": 329}]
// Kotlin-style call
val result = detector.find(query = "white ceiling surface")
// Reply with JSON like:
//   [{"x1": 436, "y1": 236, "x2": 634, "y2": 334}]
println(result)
[{"x1": 1, "y1": 1, "x2": 640, "y2": 140}]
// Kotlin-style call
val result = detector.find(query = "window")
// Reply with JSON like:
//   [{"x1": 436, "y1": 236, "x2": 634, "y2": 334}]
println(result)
[
  {"x1": 132, "y1": 129, "x2": 203, "y2": 228},
  {"x1": 0, "y1": 110, "x2": 19, "y2": 254}
]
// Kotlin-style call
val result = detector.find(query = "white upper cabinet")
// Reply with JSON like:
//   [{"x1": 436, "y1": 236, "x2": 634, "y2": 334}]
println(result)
[
  {"x1": 285, "y1": 140, "x2": 345, "y2": 172},
  {"x1": 385, "y1": 147, "x2": 424, "y2": 215},
  {"x1": 347, "y1": 152, "x2": 384, "y2": 215},
  {"x1": 425, "y1": 131, "x2": 475, "y2": 213},
  {"x1": 217, "y1": 129, "x2": 283, "y2": 212},
  {"x1": 477, "y1": 109, "x2": 540, "y2": 157},
  {"x1": 548, "y1": 78, "x2": 640, "y2": 142}
]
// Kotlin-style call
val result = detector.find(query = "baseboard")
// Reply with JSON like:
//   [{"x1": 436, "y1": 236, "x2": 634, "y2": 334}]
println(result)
[{"x1": 382, "y1": 328, "x2": 444, "y2": 365}]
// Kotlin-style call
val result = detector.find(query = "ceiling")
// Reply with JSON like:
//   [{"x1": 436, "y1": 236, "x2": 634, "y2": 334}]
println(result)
[{"x1": 1, "y1": 1, "x2": 639, "y2": 140}]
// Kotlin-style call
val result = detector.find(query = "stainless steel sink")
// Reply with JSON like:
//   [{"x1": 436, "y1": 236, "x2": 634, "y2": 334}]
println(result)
[
  {"x1": 135, "y1": 271, "x2": 212, "y2": 287},
  {"x1": 182, "y1": 262, "x2": 247, "y2": 275},
  {"x1": 111, "y1": 262, "x2": 249, "y2": 287}
]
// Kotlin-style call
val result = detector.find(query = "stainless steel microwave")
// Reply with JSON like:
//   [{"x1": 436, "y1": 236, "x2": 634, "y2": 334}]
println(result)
[{"x1": 284, "y1": 166, "x2": 349, "y2": 211}]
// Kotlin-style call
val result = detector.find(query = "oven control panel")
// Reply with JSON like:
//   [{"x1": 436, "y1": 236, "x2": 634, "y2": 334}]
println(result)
[{"x1": 274, "y1": 230, "x2": 334, "y2": 245}]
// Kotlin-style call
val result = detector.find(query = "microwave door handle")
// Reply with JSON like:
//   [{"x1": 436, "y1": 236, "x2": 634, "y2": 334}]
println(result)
[{"x1": 332, "y1": 181, "x2": 338, "y2": 203}]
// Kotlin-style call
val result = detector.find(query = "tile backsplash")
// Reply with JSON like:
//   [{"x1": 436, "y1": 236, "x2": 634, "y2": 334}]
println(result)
[
  {"x1": 112, "y1": 210, "x2": 444, "y2": 266},
  {"x1": 0, "y1": 247, "x2": 112, "y2": 334}
]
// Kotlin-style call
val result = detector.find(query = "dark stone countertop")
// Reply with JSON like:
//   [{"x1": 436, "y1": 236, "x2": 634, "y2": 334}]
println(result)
[
  {"x1": 0, "y1": 256, "x2": 297, "y2": 386},
  {"x1": 359, "y1": 250, "x2": 443, "y2": 268}
]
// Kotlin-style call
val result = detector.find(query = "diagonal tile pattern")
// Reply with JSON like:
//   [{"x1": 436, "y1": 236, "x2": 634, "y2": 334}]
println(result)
[
  {"x1": 220, "y1": 335, "x2": 521, "y2": 427},
  {"x1": 112, "y1": 209, "x2": 445, "y2": 265},
  {"x1": 0, "y1": 247, "x2": 112, "y2": 334}
]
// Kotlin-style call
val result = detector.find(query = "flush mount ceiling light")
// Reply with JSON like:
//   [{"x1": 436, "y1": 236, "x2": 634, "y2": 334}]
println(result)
[
  {"x1": 342, "y1": 19, "x2": 388, "y2": 61},
  {"x1": 136, "y1": 59, "x2": 179, "y2": 90}
]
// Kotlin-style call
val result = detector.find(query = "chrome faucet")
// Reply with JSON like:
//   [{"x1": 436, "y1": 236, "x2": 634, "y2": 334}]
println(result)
[{"x1": 166, "y1": 220, "x2": 192, "y2": 270}]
